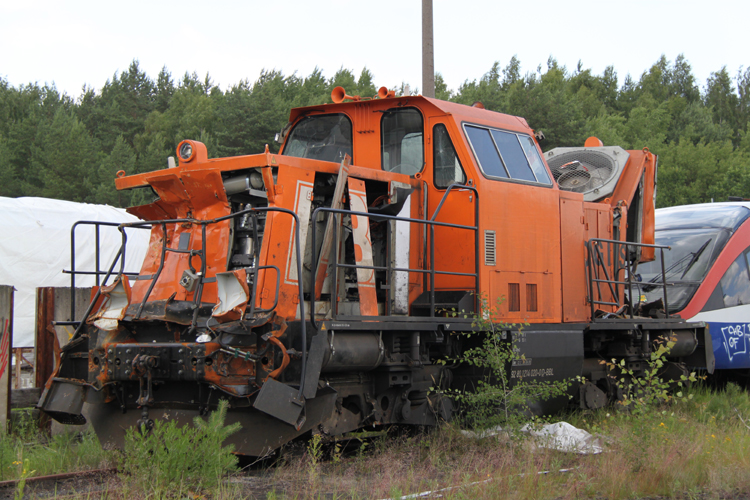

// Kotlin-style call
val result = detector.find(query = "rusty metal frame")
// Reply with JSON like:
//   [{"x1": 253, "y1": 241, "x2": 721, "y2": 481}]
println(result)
[
  {"x1": 586, "y1": 238, "x2": 670, "y2": 319},
  {"x1": 11, "y1": 347, "x2": 33, "y2": 390}
]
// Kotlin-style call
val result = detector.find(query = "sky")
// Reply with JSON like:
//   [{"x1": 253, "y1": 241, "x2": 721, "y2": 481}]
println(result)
[{"x1": 1, "y1": 0, "x2": 748, "y2": 99}]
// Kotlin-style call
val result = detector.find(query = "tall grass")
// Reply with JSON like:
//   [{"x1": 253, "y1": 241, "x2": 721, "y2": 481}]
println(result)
[
  {"x1": 119, "y1": 399, "x2": 241, "y2": 498},
  {"x1": 261, "y1": 382, "x2": 750, "y2": 499},
  {"x1": 5, "y1": 383, "x2": 750, "y2": 499},
  {"x1": 0, "y1": 410, "x2": 114, "y2": 482}
]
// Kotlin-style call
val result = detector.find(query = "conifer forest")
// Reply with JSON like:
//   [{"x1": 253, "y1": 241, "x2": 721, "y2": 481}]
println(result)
[{"x1": 1, "y1": 55, "x2": 749, "y2": 209}]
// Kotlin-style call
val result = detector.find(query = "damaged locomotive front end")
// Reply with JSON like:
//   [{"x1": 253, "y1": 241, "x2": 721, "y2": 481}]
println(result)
[
  {"x1": 38, "y1": 139, "x2": 326, "y2": 455},
  {"x1": 38, "y1": 124, "x2": 450, "y2": 456}
]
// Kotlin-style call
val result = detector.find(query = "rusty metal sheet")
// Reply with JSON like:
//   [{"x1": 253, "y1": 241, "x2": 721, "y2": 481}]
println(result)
[
  {"x1": 35, "y1": 288, "x2": 55, "y2": 390},
  {"x1": 315, "y1": 156, "x2": 350, "y2": 298}
]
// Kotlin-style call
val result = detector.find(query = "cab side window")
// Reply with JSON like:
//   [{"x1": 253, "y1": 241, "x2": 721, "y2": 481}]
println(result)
[
  {"x1": 464, "y1": 124, "x2": 552, "y2": 185},
  {"x1": 719, "y1": 249, "x2": 750, "y2": 308},
  {"x1": 381, "y1": 108, "x2": 424, "y2": 176},
  {"x1": 433, "y1": 124, "x2": 466, "y2": 188}
]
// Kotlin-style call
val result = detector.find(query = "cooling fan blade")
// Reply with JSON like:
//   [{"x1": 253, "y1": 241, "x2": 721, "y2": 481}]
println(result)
[{"x1": 558, "y1": 169, "x2": 592, "y2": 192}]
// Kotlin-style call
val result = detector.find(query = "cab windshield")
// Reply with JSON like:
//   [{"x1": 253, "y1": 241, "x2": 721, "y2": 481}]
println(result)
[
  {"x1": 634, "y1": 204, "x2": 750, "y2": 312},
  {"x1": 283, "y1": 114, "x2": 353, "y2": 163},
  {"x1": 636, "y1": 228, "x2": 730, "y2": 312}
]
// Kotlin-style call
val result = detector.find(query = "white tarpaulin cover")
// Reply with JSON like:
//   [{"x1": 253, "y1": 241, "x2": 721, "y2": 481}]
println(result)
[
  {"x1": 523, "y1": 421, "x2": 604, "y2": 454},
  {"x1": 0, "y1": 197, "x2": 149, "y2": 346},
  {"x1": 461, "y1": 421, "x2": 604, "y2": 454}
]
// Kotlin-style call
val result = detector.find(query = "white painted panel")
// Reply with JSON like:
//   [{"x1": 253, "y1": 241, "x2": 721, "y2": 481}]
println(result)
[
  {"x1": 393, "y1": 195, "x2": 411, "y2": 315},
  {"x1": 691, "y1": 304, "x2": 750, "y2": 323},
  {"x1": 285, "y1": 181, "x2": 314, "y2": 285}
]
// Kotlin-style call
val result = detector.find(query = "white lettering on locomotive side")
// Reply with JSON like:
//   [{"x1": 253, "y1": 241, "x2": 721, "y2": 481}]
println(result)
[
  {"x1": 512, "y1": 358, "x2": 532, "y2": 366},
  {"x1": 511, "y1": 368, "x2": 554, "y2": 379}
]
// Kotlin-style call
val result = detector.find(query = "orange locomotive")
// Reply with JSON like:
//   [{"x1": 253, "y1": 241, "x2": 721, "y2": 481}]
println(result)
[{"x1": 39, "y1": 86, "x2": 710, "y2": 455}]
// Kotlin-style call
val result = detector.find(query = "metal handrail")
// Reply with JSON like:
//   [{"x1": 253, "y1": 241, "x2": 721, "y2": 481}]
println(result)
[
  {"x1": 429, "y1": 184, "x2": 480, "y2": 318},
  {"x1": 310, "y1": 182, "x2": 479, "y2": 329},
  {"x1": 64, "y1": 221, "x2": 150, "y2": 326},
  {"x1": 64, "y1": 207, "x2": 307, "y2": 400},
  {"x1": 586, "y1": 238, "x2": 671, "y2": 319},
  {"x1": 108, "y1": 207, "x2": 306, "y2": 399}
]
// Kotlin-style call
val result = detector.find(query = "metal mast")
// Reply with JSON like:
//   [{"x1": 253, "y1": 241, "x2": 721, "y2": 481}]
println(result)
[{"x1": 422, "y1": 0, "x2": 434, "y2": 98}]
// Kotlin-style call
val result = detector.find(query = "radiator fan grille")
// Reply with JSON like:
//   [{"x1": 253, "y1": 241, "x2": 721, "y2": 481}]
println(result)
[{"x1": 546, "y1": 150, "x2": 616, "y2": 194}]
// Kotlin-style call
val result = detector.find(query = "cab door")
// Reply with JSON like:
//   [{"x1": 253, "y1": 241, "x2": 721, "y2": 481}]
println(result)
[{"x1": 425, "y1": 116, "x2": 477, "y2": 293}]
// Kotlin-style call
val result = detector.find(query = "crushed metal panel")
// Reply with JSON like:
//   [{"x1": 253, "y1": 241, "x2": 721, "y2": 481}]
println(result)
[
  {"x1": 212, "y1": 269, "x2": 250, "y2": 322},
  {"x1": 347, "y1": 177, "x2": 378, "y2": 316},
  {"x1": 315, "y1": 156, "x2": 350, "y2": 298},
  {"x1": 392, "y1": 194, "x2": 412, "y2": 315},
  {"x1": 285, "y1": 180, "x2": 315, "y2": 286},
  {"x1": 286, "y1": 179, "x2": 315, "y2": 320},
  {"x1": 90, "y1": 276, "x2": 131, "y2": 331}
]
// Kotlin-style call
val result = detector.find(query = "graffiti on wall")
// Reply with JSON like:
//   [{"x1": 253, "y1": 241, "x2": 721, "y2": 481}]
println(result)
[
  {"x1": 0, "y1": 318, "x2": 9, "y2": 380},
  {"x1": 721, "y1": 323, "x2": 749, "y2": 362}
]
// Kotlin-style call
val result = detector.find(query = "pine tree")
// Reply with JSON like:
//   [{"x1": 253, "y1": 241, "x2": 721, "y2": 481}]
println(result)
[
  {"x1": 705, "y1": 67, "x2": 739, "y2": 129},
  {"x1": 32, "y1": 107, "x2": 99, "y2": 201},
  {"x1": 89, "y1": 135, "x2": 136, "y2": 206}
]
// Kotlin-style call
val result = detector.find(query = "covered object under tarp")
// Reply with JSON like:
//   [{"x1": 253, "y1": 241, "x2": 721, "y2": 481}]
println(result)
[{"x1": 0, "y1": 197, "x2": 149, "y2": 347}]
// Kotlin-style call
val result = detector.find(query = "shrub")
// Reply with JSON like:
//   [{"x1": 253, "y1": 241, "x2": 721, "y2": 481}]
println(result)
[
  {"x1": 604, "y1": 335, "x2": 700, "y2": 413},
  {"x1": 441, "y1": 297, "x2": 571, "y2": 433},
  {"x1": 121, "y1": 399, "x2": 241, "y2": 497}
]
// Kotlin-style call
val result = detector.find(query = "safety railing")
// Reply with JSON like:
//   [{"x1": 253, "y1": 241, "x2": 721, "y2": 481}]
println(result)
[
  {"x1": 310, "y1": 183, "x2": 479, "y2": 327},
  {"x1": 60, "y1": 221, "x2": 151, "y2": 327},
  {"x1": 586, "y1": 238, "x2": 670, "y2": 320}
]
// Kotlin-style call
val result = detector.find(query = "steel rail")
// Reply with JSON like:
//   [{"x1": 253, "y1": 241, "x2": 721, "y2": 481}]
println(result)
[{"x1": 0, "y1": 467, "x2": 117, "y2": 489}]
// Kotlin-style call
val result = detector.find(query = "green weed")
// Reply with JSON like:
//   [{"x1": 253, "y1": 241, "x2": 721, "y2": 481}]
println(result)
[
  {"x1": 438, "y1": 297, "x2": 571, "y2": 434},
  {"x1": 1, "y1": 422, "x2": 113, "y2": 483},
  {"x1": 120, "y1": 399, "x2": 240, "y2": 498}
]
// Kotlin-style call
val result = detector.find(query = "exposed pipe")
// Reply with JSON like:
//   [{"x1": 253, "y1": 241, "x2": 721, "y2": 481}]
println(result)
[{"x1": 266, "y1": 336, "x2": 290, "y2": 380}]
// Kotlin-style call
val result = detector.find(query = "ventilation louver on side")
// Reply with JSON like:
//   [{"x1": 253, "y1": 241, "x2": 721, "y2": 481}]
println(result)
[
  {"x1": 526, "y1": 283, "x2": 538, "y2": 312},
  {"x1": 544, "y1": 146, "x2": 629, "y2": 202},
  {"x1": 508, "y1": 283, "x2": 520, "y2": 312},
  {"x1": 484, "y1": 230, "x2": 496, "y2": 266}
]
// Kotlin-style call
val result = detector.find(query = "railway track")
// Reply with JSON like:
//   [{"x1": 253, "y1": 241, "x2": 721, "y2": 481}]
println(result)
[{"x1": 0, "y1": 467, "x2": 117, "y2": 498}]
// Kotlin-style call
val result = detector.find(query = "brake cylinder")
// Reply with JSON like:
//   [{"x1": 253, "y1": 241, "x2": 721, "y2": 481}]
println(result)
[
  {"x1": 661, "y1": 329, "x2": 699, "y2": 357},
  {"x1": 320, "y1": 332, "x2": 384, "y2": 373}
]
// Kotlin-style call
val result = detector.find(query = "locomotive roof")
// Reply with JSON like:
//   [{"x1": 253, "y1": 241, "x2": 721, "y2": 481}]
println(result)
[
  {"x1": 655, "y1": 202, "x2": 750, "y2": 232},
  {"x1": 287, "y1": 94, "x2": 534, "y2": 135}
]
